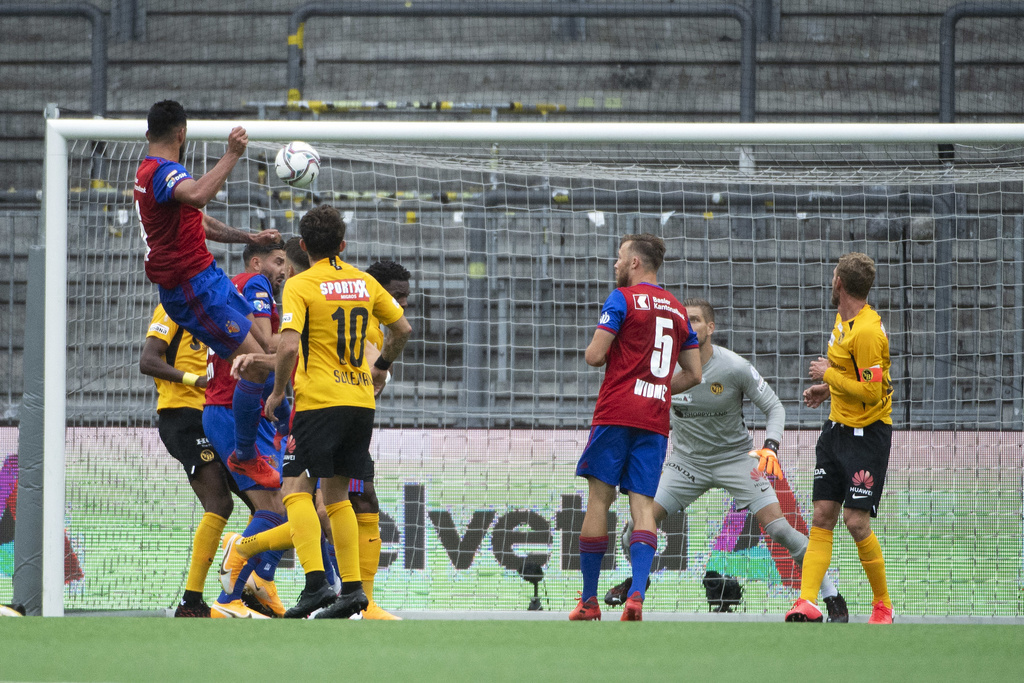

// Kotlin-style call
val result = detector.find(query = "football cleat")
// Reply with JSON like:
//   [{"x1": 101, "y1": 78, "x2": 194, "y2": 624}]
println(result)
[
  {"x1": 245, "y1": 574, "x2": 286, "y2": 618},
  {"x1": 284, "y1": 582, "x2": 338, "y2": 619},
  {"x1": 620, "y1": 591, "x2": 644, "y2": 621},
  {"x1": 362, "y1": 601, "x2": 402, "y2": 620},
  {"x1": 785, "y1": 598, "x2": 823, "y2": 623},
  {"x1": 604, "y1": 576, "x2": 652, "y2": 606},
  {"x1": 824, "y1": 593, "x2": 849, "y2": 623},
  {"x1": 210, "y1": 599, "x2": 271, "y2": 619},
  {"x1": 227, "y1": 449, "x2": 281, "y2": 489},
  {"x1": 314, "y1": 586, "x2": 369, "y2": 620},
  {"x1": 218, "y1": 532, "x2": 245, "y2": 594},
  {"x1": 0, "y1": 604, "x2": 26, "y2": 617},
  {"x1": 173, "y1": 598, "x2": 211, "y2": 618},
  {"x1": 568, "y1": 595, "x2": 602, "y2": 621},
  {"x1": 867, "y1": 600, "x2": 894, "y2": 624}
]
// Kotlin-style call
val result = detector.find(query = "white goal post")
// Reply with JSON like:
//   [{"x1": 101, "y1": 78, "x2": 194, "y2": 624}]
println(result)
[{"x1": 35, "y1": 119, "x2": 1024, "y2": 617}]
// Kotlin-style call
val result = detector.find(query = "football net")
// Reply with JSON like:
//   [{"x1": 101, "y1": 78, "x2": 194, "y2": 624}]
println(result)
[{"x1": 23, "y1": 120, "x2": 1024, "y2": 617}]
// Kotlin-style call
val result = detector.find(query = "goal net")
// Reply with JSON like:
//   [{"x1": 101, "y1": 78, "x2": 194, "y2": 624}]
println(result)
[{"x1": 18, "y1": 120, "x2": 1024, "y2": 617}]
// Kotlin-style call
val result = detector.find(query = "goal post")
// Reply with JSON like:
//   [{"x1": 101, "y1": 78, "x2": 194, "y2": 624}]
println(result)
[{"x1": 31, "y1": 118, "x2": 1024, "y2": 617}]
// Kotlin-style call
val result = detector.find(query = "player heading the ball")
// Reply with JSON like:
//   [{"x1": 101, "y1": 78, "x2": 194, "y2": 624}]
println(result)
[{"x1": 134, "y1": 100, "x2": 282, "y2": 489}]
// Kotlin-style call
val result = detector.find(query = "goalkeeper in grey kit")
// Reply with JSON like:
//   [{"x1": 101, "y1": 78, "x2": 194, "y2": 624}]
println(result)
[{"x1": 608, "y1": 299, "x2": 847, "y2": 621}]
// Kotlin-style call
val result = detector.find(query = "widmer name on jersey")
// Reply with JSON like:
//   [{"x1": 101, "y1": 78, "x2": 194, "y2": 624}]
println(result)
[{"x1": 321, "y1": 279, "x2": 370, "y2": 300}]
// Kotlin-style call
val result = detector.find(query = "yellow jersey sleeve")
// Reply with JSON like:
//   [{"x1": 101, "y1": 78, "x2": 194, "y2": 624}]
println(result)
[
  {"x1": 146, "y1": 304, "x2": 207, "y2": 411},
  {"x1": 281, "y1": 257, "x2": 405, "y2": 411},
  {"x1": 366, "y1": 320, "x2": 384, "y2": 351},
  {"x1": 825, "y1": 306, "x2": 892, "y2": 427}
]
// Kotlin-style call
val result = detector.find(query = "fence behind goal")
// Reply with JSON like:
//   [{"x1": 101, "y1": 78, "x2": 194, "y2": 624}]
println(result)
[{"x1": 13, "y1": 120, "x2": 1024, "y2": 617}]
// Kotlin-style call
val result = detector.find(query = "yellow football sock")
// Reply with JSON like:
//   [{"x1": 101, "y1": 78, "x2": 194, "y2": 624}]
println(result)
[
  {"x1": 326, "y1": 500, "x2": 360, "y2": 583},
  {"x1": 237, "y1": 521, "x2": 294, "y2": 559},
  {"x1": 856, "y1": 531, "x2": 892, "y2": 609},
  {"x1": 357, "y1": 513, "x2": 381, "y2": 602},
  {"x1": 283, "y1": 492, "x2": 324, "y2": 574},
  {"x1": 185, "y1": 512, "x2": 227, "y2": 593},
  {"x1": 798, "y1": 526, "x2": 834, "y2": 604}
]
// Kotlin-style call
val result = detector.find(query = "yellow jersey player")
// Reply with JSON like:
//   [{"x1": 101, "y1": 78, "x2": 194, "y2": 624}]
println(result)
[
  {"x1": 786, "y1": 252, "x2": 894, "y2": 624},
  {"x1": 140, "y1": 304, "x2": 248, "y2": 617},
  {"x1": 343, "y1": 259, "x2": 411, "y2": 620},
  {"x1": 222, "y1": 206, "x2": 412, "y2": 619}
]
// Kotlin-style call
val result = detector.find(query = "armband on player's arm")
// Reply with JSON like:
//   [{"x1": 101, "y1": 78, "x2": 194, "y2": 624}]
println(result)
[
  {"x1": 823, "y1": 367, "x2": 884, "y2": 405},
  {"x1": 749, "y1": 438, "x2": 783, "y2": 479},
  {"x1": 181, "y1": 373, "x2": 200, "y2": 386}
]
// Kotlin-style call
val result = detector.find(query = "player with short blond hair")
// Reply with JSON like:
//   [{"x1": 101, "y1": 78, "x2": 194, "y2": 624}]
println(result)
[{"x1": 786, "y1": 252, "x2": 894, "y2": 624}]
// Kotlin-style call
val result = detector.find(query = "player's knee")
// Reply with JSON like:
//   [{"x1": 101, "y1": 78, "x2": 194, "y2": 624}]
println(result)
[
  {"x1": 202, "y1": 492, "x2": 233, "y2": 518},
  {"x1": 350, "y1": 492, "x2": 379, "y2": 515},
  {"x1": 842, "y1": 509, "x2": 871, "y2": 540}
]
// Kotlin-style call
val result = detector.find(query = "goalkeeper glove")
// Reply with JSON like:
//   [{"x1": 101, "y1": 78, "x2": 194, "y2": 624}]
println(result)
[{"x1": 749, "y1": 439, "x2": 784, "y2": 479}]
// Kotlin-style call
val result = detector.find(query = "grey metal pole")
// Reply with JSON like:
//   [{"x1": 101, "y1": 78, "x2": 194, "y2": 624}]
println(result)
[
  {"x1": 464, "y1": 212, "x2": 489, "y2": 428},
  {"x1": 13, "y1": 246, "x2": 46, "y2": 616},
  {"x1": 0, "y1": 4, "x2": 107, "y2": 118},
  {"x1": 1013, "y1": 215, "x2": 1024, "y2": 429},
  {"x1": 287, "y1": 2, "x2": 756, "y2": 121},
  {"x1": 932, "y1": 186, "x2": 956, "y2": 426},
  {"x1": 940, "y1": 2, "x2": 1024, "y2": 123}
]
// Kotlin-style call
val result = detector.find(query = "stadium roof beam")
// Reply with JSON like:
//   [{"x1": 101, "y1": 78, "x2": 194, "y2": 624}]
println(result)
[
  {"x1": 0, "y1": 3, "x2": 107, "y2": 118},
  {"x1": 286, "y1": 2, "x2": 757, "y2": 122},
  {"x1": 940, "y1": 2, "x2": 1024, "y2": 123}
]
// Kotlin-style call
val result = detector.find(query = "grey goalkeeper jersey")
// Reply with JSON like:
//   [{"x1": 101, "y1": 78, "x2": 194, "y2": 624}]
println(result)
[{"x1": 669, "y1": 344, "x2": 785, "y2": 462}]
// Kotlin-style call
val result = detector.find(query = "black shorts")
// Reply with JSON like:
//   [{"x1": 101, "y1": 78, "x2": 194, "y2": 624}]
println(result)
[
  {"x1": 813, "y1": 419, "x2": 892, "y2": 517},
  {"x1": 158, "y1": 407, "x2": 219, "y2": 481},
  {"x1": 287, "y1": 406, "x2": 375, "y2": 481}
]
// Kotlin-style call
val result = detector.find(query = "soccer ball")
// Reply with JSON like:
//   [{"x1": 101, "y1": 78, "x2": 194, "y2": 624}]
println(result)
[{"x1": 275, "y1": 141, "x2": 321, "y2": 188}]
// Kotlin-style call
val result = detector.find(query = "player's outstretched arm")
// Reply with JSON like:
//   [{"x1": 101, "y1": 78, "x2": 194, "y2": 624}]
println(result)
[
  {"x1": 671, "y1": 346, "x2": 702, "y2": 394},
  {"x1": 584, "y1": 329, "x2": 615, "y2": 367},
  {"x1": 231, "y1": 352, "x2": 277, "y2": 379},
  {"x1": 201, "y1": 213, "x2": 281, "y2": 247},
  {"x1": 172, "y1": 126, "x2": 248, "y2": 208},
  {"x1": 139, "y1": 336, "x2": 206, "y2": 388}
]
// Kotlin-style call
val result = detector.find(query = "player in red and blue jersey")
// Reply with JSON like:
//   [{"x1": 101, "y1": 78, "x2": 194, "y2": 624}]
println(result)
[
  {"x1": 202, "y1": 242, "x2": 289, "y2": 618},
  {"x1": 570, "y1": 233, "x2": 703, "y2": 622},
  {"x1": 134, "y1": 100, "x2": 281, "y2": 489}
]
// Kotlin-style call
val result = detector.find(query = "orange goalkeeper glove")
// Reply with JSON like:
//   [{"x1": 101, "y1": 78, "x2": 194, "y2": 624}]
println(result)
[{"x1": 749, "y1": 439, "x2": 784, "y2": 479}]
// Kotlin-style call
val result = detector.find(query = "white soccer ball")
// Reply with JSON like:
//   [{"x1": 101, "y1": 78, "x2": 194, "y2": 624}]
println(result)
[{"x1": 275, "y1": 141, "x2": 321, "y2": 188}]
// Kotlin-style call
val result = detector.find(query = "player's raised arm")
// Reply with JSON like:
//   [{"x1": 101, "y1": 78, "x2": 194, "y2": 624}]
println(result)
[
  {"x1": 172, "y1": 126, "x2": 248, "y2": 209},
  {"x1": 201, "y1": 213, "x2": 281, "y2": 247}
]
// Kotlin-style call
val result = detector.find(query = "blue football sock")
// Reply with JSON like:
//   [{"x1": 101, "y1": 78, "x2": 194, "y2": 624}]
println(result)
[
  {"x1": 578, "y1": 536, "x2": 608, "y2": 602},
  {"x1": 232, "y1": 379, "x2": 264, "y2": 460},
  {"x1": 247, "y1": 511, "x2": 285, "y2": 581},
  {"x1": 629, "y1": 530, "x2": 658, "y2": 601},
  {"x1": 321, "y1": 535, "x2": 338, "y2": 588}
]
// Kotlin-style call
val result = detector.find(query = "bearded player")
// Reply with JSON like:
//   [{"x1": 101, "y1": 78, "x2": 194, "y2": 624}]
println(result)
[
  {"x1": 570, "y1": 234, "x2": 702, "y2": 622},
  {"x1": 787, "y1": 253, "x2": 894, "y2": 624},
  {"x1": 134, "y1": 100, "x2": 280, "y2": 490}
]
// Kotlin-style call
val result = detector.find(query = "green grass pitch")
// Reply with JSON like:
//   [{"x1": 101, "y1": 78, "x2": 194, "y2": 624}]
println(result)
[{"x1": 2, "y1": 619, "x2": 1022, "y2": 682}]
